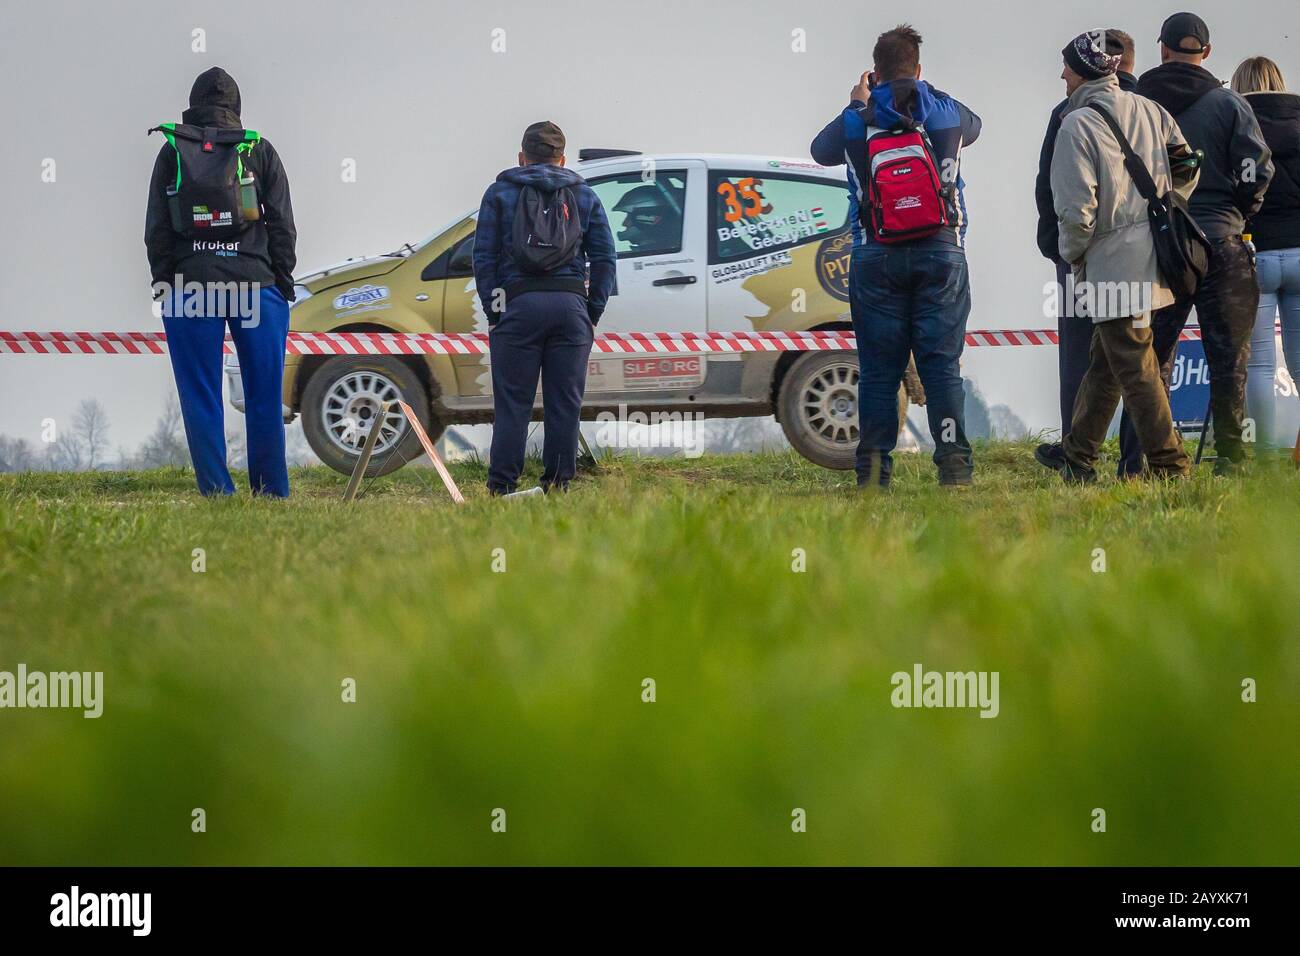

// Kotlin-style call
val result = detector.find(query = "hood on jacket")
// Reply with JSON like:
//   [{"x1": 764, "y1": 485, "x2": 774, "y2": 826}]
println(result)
[
  {"x1": 867, "y1": 79, "x2": 942, "y2": 128},
  {"x1": 496, "y1": 163, "x2": 584, "y2": 191},
  {"x1": 1063, "y1": 73, "x2": 1121, "y2": 114},
  {"x1": 182, "y1": 67, "x2": 242, "y2": 128},
  {"x1": 1246, "y1": 91, "x2": 1300, "y2": 158},
  {"x1": 1137, "y1": 61, "x2": 1222, "y2": 116}
]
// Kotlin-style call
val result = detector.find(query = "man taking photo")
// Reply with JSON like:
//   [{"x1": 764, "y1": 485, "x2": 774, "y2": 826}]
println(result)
[{"x1": 811, "y1": 24, "x2": 981, "y2": 488}]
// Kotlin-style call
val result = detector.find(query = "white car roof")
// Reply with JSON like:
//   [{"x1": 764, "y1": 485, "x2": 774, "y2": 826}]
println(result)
[{"x1": 575, "y1": 152, "x2": 847, "y2": 182}]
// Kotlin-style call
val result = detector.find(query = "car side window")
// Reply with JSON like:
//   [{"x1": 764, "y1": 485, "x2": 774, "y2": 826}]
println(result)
[
  {"x1": 709, "y1": 173, "x2": 850, "y2": 263},
  {"x1": 589, "y1": 171, "x2": 688, "y2": 259},
  {"x1": 448, "y1": 234, "x2": 474, "y2": 275},
  {"x1": 421, "y1": 233, "x2": 475, "y2": 281}
]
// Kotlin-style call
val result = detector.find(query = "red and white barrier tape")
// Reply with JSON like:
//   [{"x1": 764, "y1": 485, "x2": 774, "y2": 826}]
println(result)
[{"x1": 0, "y1": 327, "x2": 1214, "y2": 357}]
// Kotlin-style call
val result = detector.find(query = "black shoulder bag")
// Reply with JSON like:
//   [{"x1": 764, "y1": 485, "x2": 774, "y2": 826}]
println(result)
[{"x1": 1086, "y1": 103, "x2": 1211, "y2": 302}]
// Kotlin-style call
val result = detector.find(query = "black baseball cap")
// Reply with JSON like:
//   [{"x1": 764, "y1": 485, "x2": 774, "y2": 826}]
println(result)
[
  {"x1": 1159, "y1": 12, "x2": 1210, "y2": 52},
  {"x1": 522, "y1": 121, "x2": 565, "y2": 159}
]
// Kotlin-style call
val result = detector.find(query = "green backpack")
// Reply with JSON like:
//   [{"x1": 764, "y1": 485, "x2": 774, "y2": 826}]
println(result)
[{"x1": 149, "y1": 123, "x2": 262, "y2": 236}]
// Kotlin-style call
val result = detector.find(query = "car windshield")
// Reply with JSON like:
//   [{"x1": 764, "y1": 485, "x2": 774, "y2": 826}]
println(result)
[{"x1": 411, "y1": 212, "x2": 477, "y2": 252}]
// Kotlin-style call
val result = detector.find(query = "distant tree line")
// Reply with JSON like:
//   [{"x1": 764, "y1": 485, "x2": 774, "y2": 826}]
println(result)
[{"x1": 0, "y1": 395, "x2": 316, "y2": 473}]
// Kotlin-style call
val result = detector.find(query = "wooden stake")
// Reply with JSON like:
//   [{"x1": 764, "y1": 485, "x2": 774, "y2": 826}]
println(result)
[
  {"x1": 343, "y1": 402, "x2": 388, "y2": 502},
  {"x1": 396, "y1": 400, "x2": 465, "y2": 504}
]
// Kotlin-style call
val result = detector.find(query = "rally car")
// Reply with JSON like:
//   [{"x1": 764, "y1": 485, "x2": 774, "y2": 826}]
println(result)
[{"x1": 227, "y1": 149, "x2": 906, "y2": 475}]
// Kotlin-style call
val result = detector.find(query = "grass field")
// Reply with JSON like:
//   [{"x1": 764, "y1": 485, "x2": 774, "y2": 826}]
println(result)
[{"x1": 1, "y1": 442, "x2": 1297, "y2": 866}]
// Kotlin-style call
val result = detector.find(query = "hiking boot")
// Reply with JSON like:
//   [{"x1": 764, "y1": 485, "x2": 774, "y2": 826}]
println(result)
[
  {"x1": 1034, "y1": 442, "x2": 1066, "y2": 473},
  {"x1": 1213, "y1": 456, "x2": 1247, "y2": 477}
]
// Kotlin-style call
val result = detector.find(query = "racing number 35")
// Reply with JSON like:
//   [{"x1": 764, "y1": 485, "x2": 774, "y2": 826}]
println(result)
[{"x1": 716, "y1": 177, "x2": 766, "y2": 222}]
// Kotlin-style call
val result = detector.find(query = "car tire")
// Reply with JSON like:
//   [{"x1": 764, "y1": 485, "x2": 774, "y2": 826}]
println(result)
[
  {"x1": 778, "y1": 350, "x2": 907, "y2": 471},
  {"x1": 300, "y1": 357, "x2": 443, "y2": 477}
]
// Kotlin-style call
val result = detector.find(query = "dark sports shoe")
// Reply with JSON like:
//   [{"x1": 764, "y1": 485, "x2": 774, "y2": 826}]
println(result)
[
  {"x1": 1060, "y1": 458, "x2": 1098, "y2": 484},
  {"x1": 1034, "y1": 442, "x2": 1066, "y2": 473}
]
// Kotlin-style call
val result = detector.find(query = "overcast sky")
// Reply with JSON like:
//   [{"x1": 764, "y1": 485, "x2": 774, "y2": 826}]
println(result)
[{"x1": 2, "y1": 0, "x2": 1296, "y2": 450}]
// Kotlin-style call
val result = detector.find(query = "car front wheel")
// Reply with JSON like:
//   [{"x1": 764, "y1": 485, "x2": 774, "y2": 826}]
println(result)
[{"x1": 300, "y1": 357, "x2": 443, "y2": 477}]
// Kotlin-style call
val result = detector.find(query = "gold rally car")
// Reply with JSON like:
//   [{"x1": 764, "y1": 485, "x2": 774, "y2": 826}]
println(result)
[{"x1": 227, "y1": 150, "x2": 918, "y2": 475}]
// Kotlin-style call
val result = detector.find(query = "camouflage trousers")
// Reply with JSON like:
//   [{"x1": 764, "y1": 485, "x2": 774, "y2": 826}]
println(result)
[{"x1": 1119, "y1": 237, "x2": 1259, "y2": 470}]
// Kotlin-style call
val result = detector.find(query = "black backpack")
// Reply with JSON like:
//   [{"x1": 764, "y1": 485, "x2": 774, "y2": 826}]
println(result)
[
  {"x1": 1087, "y1": 104, "x2": 1211, "y2": 302},
  {"x1": 148, "y1": 123, "x2": 262, "y2": 237},
  {"x1": 511, "y1": 183, "x2": 582, "y2": 274}
]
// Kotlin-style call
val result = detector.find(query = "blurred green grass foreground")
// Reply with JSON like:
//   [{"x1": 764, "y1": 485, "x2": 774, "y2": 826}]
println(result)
[{"x1": 1, "y1": 442, "x2": 1297, "y2": 865}]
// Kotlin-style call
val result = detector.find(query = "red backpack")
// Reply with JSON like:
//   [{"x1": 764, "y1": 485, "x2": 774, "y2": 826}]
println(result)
[{"x1": 864, "y1": 126, "x2": 952, "y2": 243}]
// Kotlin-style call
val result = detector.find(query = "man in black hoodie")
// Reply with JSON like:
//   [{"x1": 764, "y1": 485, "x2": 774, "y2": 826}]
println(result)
[
  {"x1": 1034, "y1": 30, "x2": 1137, "y2": 466},
  {"x1": 1117, "y1": 13, "x2": 1274, "y2": 475},
  {"x1": 144, "y1": 67, "x2": 297, "y2": 497}
]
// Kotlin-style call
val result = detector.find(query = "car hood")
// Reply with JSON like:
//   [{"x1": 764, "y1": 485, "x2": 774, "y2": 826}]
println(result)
[{"x1": 298, "y1": 254, "x2": 407, "y2": 294}]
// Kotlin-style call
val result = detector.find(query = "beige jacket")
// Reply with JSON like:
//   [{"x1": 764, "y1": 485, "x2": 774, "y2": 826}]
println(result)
[{"x1": 1051, "y1": 74, "x2": 1199, "y2": 322}]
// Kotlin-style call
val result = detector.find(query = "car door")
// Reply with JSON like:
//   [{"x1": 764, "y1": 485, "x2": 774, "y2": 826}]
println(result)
[{"x1": 585, "y1": 161, "x2": 708, "y2": 395}]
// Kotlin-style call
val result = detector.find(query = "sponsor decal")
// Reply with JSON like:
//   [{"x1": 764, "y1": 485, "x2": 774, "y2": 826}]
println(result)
[
  {"x1": 709, "y1": 250, "x2": 793, "y2": 284},
  {"x1": 815, "y1": 231, "x2": 853, "y2": 303},
  {"x1": 192, "y1": 239, "x2": 240, "y2": 257},
  {"x1": 190, "y1": 205, "x2": 234, "y2": 229},
  {"x1": 633, "y1": 257, "x2": 694, "y2": 271},
  {"x1": 623, "y1": 356, "x2": 703, "y2": 389},
  {"x1": 333, "y1": 283, "x2": 391, "y2": 315},
  {"x1": 767, "y1": 159, "x2": 826, "y2": 171},
  {"x1": 587, "y1": 356, "x2": 705, "y2": 390}
]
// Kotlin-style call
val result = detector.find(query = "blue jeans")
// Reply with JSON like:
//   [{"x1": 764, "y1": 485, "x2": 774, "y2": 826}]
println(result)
[
  {"x1": 162, "y1": 285, "x2": 290, "y2": 497},
  {"x1": 850, "y1": 240, "x2": 973, "y2": 485},
  {"x1": 487, "y1": 291, "x2": 594, "y2": 492},
  {"x1": 1246, "y1": 248, "x2": 1300, "y2": 448}
]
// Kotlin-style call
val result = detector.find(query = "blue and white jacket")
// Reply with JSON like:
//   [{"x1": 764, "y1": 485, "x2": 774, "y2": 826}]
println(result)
[{"x1": 811, "y1": 79, "x2": 981, "y2": 247}]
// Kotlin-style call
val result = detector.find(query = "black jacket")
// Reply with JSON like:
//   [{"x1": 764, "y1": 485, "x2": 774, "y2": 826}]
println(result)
[
  {"x1": 1036, "y1": 72, "x2": 1137, "y2": 263},
  {"x1": 1244, "y1": 91, "x2": 1300, "y2": 251},
  {"x1": 145, "y1": 68, "x2": 297, "y2": 297},
  {"x1": 1136, "y1": 62, "x2": 1273, "y2": 239}
]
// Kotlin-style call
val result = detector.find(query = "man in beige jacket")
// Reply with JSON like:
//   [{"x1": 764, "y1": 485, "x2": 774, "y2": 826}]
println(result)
[{"x1": 1044, "y1": 31, "x2": 1200, "y2": 482}]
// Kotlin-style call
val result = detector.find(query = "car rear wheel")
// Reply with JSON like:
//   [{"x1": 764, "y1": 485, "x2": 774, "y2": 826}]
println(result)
[
  {"x1": 300, "y1": 357, "x2": 443, "y2": 477},
  {"x1": 777, "y1": 351, "x2": 907, "y2": 470}
]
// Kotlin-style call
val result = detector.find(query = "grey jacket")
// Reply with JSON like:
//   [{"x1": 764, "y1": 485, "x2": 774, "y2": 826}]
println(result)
[{"x1": 1051, "y1": 75, "x2": 1199, "y2": 322}]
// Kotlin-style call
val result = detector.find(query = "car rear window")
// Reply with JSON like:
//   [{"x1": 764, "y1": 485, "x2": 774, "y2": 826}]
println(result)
[{"x1": 710, "y1": 172, "x2": 849, "y2": 263}]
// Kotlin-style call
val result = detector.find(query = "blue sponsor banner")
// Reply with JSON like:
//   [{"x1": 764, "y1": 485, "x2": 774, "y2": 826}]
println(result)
[{"x1": 1169, "y1": 333, "x2": 1211, "y2": 428}]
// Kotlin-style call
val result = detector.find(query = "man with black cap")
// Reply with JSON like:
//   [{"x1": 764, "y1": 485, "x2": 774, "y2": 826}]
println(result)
[
  {"x1": 1034, "y1": 29, "x2": 1136, "y2": 469},
  {"x1": 473, "y1": 121, "x2": 617, "y2": 495},
  {"x1": 144, "y1": 67, "x2": 297, "y2": 498},
  {"x1": 1117, "y1": 12, "x2": 1274, "y2": 476},
  {"x1": 1044, "y1": 30, "x2": 1200, "y2": 482}
]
